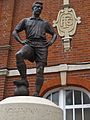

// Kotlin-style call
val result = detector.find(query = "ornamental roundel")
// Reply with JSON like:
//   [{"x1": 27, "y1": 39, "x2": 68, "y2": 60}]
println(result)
[
  {"x1": 53, "y1": 6, "x2": 81, "y2": 51},
  {"x1": 53, "y1": 7, "x2": 81, "y2": 37}
]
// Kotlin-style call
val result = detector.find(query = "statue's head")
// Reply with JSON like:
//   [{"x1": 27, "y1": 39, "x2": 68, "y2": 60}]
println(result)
[{"x1": 32, "y1": 1, "x2": 43, "y2": 16}]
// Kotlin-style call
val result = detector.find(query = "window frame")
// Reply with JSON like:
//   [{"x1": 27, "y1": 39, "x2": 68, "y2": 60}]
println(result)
[{"x1": 43, "y1": 86, "x2": 90, "y2": 120}]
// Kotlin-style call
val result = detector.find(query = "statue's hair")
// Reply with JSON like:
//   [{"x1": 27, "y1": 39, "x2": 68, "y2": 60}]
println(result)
[{"x1": 32, "y1": 1, "x2": 43, "y2": 9}]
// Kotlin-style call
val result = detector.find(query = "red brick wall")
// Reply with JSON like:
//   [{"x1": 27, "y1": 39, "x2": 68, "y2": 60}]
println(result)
[
  {"x1": 0, "y1": 0, "x2": 90, "y2": 99},
  {"x1": 0, "y1": 0, "x2": 2, "y2": 20},
  {"x1": 0, "y1": 0, "x2": 14, "y2": 100},
  {"x1": 0, "y1": 76, "x2": 6, "y2": 100},
  {"x1": 8, "y1": 0, "x2": 90, "y2": 69}
]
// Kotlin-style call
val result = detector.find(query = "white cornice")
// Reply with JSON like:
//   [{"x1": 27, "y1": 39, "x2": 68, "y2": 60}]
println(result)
[
  {"x1": 0, "y1": 69, "x2": 8, "y2": 76},
  {"x1": 0, "y1": 63, "x2": 90, "y2": 76}
]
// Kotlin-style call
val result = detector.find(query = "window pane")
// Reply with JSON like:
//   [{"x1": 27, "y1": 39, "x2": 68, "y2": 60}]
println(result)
[
  {"x1": 66, "y1": 109, "x2": 73, "y2": 120},
  {"x1": 75, "y1": 109, "x2": 82, "y2": 120},
  {"x1": 83, "y1": 92, "x2": 90, "y2": 104},
  {"x1": 66, "y1": 90, "x2": 73, "y2": 105},
  {"x1": 74, "y1": 90, "x2": 81, "y2": 104},
  {"x1": 52, "y1": 91, "x2": 59, "y2": 105},
  {"x1": 84, "y1": 108, "x2": 90, "y2": 120}
]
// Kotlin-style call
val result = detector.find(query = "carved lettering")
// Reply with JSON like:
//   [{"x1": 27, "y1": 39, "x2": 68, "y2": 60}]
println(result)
[{"x1": 60, "y1": 14, "x2": 73, "y2": 29}]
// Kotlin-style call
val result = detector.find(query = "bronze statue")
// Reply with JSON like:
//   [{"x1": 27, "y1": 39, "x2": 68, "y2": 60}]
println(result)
[{"x1": 12, "y1": 1, "x2": 57, "y2": 96}]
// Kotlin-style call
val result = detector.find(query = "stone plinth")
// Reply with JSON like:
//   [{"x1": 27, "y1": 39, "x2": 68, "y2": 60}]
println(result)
[{"x1": 0, "y1": 96, "x2": 63, "y2": 120}]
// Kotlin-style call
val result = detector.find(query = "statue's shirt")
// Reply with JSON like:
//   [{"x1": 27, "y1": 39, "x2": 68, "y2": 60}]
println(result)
[{"x1": 15, "y1": 17, "x2": 54, "y2": 42}]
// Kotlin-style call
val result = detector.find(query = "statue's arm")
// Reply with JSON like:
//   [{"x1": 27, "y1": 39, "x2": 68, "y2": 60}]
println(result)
[
  {"x1": 12, "y1": 30, "x2": 23, "y2": 45},
  {"x1": 45, "y1": 21, "x2": 57, "y2": 46},
  {"x1": 48, "y1": 32, "x2": 57, "y2": 46},
  {"x1": 12, "y1": 18, "x2": 27, "y2": 45}
]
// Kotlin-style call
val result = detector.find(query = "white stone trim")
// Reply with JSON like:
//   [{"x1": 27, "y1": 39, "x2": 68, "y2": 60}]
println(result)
[
  {"x1": 68, "y1": 64, "x2": 90, "y2": 71},
  {"x1": 63, "y1": 0, "x2": 69, "y2": 5},
  {"x1": 60, "y1": 72, "x2": 67, "y2": 85},
  {"x1": 0, "y1": 69, "x2": 8, "y2": 76},
  {"x1": 0, "y1": 63, "x2": 90, "y2": 76}
]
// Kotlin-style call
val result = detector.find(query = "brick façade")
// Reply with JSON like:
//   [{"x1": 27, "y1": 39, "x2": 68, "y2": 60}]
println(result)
[{"x1": 0, "y1": 0, "x2": 90, "y2": 100}]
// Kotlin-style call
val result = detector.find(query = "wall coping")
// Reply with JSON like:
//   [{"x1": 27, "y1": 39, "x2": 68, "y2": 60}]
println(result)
[{"x1": 0, "y1": 62, "x2": 90, "y2": 76}]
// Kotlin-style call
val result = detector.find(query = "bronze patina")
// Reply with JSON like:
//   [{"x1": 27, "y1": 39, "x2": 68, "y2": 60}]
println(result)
[{"x1": 12, "y1": 1, "x2": 57, "y2": 96}]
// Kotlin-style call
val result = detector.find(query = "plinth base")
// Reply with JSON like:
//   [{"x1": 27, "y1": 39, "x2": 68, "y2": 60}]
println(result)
[{"x1": 0, "y1": 96, "x2": 63, "y2": 120}]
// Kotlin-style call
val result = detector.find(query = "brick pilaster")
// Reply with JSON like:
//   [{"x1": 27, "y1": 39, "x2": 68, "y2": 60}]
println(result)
[{"x1": 0, "y1": 0, "x2": 15, "y2": 100}]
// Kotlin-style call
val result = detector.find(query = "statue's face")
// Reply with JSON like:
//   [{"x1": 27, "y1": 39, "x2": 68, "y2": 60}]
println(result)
[{"x1": 33, "y1": 4, "x2": 42, "y2": 16}]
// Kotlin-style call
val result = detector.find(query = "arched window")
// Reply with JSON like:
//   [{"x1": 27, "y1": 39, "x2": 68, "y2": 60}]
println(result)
[{"x1": 44, "y1": 87, "x2": 90, "y2": 120}]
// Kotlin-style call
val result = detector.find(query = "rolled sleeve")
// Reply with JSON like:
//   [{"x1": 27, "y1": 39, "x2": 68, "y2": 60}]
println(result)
[
  {"x1": 15, "y1": 18, "x2": 26, "y2": 32},
  {"x1": 45, "y1": 21, "x2": 55, "y2": 35}
]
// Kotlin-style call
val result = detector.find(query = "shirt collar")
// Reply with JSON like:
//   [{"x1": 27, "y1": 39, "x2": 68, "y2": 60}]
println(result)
[{"x1": 30, "y1": 16, "x2": 43, "y2": 21}]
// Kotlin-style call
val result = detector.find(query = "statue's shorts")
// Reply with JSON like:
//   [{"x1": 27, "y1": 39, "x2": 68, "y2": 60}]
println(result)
[{"x1": 17, "y1": 44, "x2": 48, "y2": 66}]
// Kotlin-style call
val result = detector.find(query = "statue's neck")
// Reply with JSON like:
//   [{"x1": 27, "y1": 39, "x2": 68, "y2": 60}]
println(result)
[{"x1": 32, "y1": 13, "x2": 40, "y2": 18}]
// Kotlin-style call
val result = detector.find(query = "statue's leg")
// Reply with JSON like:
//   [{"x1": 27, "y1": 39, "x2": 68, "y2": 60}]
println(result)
[
  {"x1": 16, "y1": 51, "x2": 27, "y2": 80},
  {"x1": 33, "y1": 46, "x2": 47, "y2": 96},
  {"x1": 34, "y1": 62, "x2": 45, "y2": 97},
  {"x1": 14, "y1": 45, "x2": 34, "y2": 95},
  {"x1": 16, "y1": 45, "x2": 34, "y2": 81}
]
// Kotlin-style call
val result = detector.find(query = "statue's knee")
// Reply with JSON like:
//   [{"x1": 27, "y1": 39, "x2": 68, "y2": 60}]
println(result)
[
  {"x1": 37, "y1": 66, "x2": 44, "y2": 76},
  {"x1": 16, "y1": 52, "x2": 23, "y2": 60}
]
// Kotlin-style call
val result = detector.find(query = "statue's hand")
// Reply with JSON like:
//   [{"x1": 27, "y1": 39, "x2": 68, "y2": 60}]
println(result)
[
  {"x1": 47, "y1": 41, "x2": 53, "y2": 47},
  {"x1": 21, "y1": 40, "x2": 28, "y2": 45}
]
